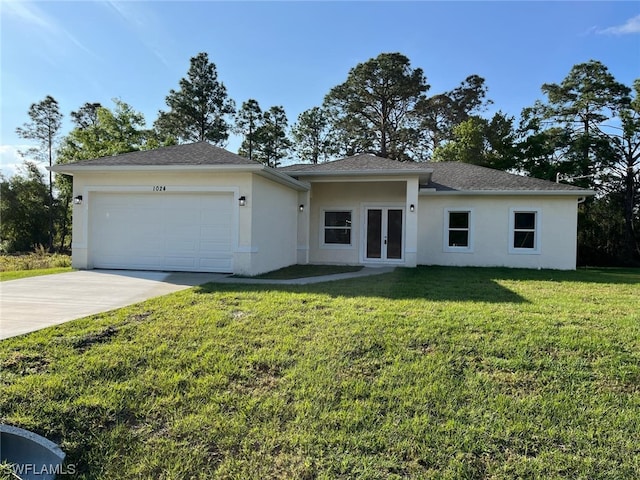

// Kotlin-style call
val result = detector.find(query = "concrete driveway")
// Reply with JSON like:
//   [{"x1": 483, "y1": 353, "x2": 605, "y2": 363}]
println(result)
[{"x1": 0, "y1": 270, "x2": 227, "y2": 340}]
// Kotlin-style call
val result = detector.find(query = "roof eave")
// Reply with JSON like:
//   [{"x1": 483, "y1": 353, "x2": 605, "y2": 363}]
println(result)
[
  {"x1": 286, "y1": 168, "x2": 433, "y2": 177},
  {"x1": 257, "y1": 166, "x2": 310, "y2": 191},
  {"x1": 49, "y1": 164, "x2": 264, "y2": 175},
  {"x1": 49, "y1": 163, "x2": 310, "y2": 191},
  {"x1": 419, "y1": 188, "x2": 596, "y2": 196}
]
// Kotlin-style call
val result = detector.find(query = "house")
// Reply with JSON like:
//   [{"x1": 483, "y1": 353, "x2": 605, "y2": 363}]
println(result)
[{"x1": 51, "y1": 141, "x2": 594, "y2": 275}]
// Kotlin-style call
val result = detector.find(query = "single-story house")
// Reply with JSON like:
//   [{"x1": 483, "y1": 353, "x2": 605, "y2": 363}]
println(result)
[{"x1": 51, "y1": 141, "x2": 594, "y2": 275}]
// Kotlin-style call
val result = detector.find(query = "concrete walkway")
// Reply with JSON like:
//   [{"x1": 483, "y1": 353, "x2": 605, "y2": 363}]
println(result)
[
  {"x1": 0, "y1": 267, "x2": 395, "y2": 340},
  {"x1": 218, "y1": 266, "x2": 395, "y2": 285}
]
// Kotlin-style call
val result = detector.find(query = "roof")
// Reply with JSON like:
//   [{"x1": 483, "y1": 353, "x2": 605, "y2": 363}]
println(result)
[
  {"x1": 54, "y1": 141, "x2": 259, "y2": 167},
  {"x1": 50, "y1": 143, "x2": 592, "y2": 195},
  {"x1": 427, "y1": 162, "x2": 590, "y2": 193},
  {"x1": 280, "y1": 153, "x2": 431, "y2": 174},
  {"x1": 280, "y1": 153, "x2": 433, "y2": 175},
  {"x1": 282, "y1": 155, "x2": 592, "y2": 195},
  {"x1": 50, "y1": 141, "x2": 309, "y2": 191}
]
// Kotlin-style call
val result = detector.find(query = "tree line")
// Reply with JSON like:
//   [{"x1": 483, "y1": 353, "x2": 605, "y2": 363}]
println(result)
[{"x1": 1, "y1": 52, "x2": 638, "y2": 265}]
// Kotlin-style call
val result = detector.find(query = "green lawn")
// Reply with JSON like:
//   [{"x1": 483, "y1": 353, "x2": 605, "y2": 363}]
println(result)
[
  {"x1": 0, "y1": 253, "x2": 72, "y2": 281},
  {"x1": 0, "y1": 267, "x2": 73, "y2": 282},
  {"x1": 241, "y1": 264, "x2": 363, "y2": 279},
  {"x1": 0, "y1": 267, "x2": 638, "y2": 479}
]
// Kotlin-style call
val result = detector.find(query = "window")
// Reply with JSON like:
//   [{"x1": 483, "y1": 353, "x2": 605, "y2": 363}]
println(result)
[
  {"x1": 323, "y1": 211, "x2": 352, "y2": 245},
  {"x1": 444, "y1": 209, "x2": 473, "y2": 252},
  {"x1": 509, "y1": 209, "x2": 540, "y2": 254}
]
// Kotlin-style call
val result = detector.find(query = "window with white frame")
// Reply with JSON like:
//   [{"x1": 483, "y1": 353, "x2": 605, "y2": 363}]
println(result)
[
  {"x1": 323, "y1": 210, "x2": 352, "y2": 245},
  {"x1": 509, "y1": 209, "x2": 540, "y2": 254},
  {"x1": 444, "y1": 209, "x2": 473, "y2": 252}
]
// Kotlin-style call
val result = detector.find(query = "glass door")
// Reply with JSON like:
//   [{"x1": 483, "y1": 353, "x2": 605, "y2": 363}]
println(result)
[{"x1": 365, "y1": 208, "x2": 403, "y2": 261}]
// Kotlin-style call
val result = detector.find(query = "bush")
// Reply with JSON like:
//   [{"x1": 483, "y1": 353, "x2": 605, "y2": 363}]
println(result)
[{"x1": 0, "y1": 249, "x2": 71, "y2": 272}]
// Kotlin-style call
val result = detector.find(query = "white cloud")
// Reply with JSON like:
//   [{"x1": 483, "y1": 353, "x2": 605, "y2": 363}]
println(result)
[
  {"x1": 0, "y1": 144, "x2": 48, "y2": 179},
  {"x1": 0, "y1": 145, "x2": 26, "y2": 178},
  {"x1": 596, "y1": 14, "x2": 640, "y2": 35},
  {"x1": 3, "y1": 0, "x2": 95, "y2": 58},
  {"x1": 102, "y1": 1, "x2": 172, "y2": 68}
]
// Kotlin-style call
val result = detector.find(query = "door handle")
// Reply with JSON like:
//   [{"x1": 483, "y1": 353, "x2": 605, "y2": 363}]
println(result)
[{"x1": 384, "y1": 236, "x2": 387, "y2": 245}]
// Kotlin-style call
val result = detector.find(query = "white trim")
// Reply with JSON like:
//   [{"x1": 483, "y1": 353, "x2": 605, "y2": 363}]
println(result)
[
  {"x1": 52, "y1": 164, "x2": 310, "y2": 191},
  {"x1": 297, "y1": 175, "x2": 429, "y2": 184},
  {"x1": 320, "y1": 208, "x2": 355, "y2": 249},
  {"x1": 83, "y1": 185, "x2": 240, "y2": 193},
  {"x1": 360, "y1": 203, "x2": 406, "y2": 264},
  {"x1": 286, "y1": 169, "x2": 432, "y2": 177},
  {"x1": 508, "y1": 207, "x2": 541, "y2": 255},
  {"x1": 53, "y1": 164, "x2": 263, "y2": 174},
  {"x1": 235, "y1": 246, "x2": 258, "y2": 253},
  {"x1": 443, "y1": 208, "x2": 474, "y2": 253}
]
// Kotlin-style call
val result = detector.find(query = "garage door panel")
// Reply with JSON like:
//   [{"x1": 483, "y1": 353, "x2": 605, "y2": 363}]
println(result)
[
  {"x1": 166, "y1": 239, "x2": 197, "y2": 251},
  {"x1": 90, "y1": 192, "x2": 235, "y2": 273},
  {"x1": 165, "y1": 256, "x2": 197, "y2": 269},
  {"x1": 200, "y1": 256, "x2": 233, "y2": 270}
]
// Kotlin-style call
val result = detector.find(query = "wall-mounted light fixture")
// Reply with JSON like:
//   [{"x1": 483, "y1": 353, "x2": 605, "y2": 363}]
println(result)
[
  {"x1": 239, "y1": 196, "x2": 246, "y2": 207},
  {"x1": 299, "y1": 204, "x2": 304, "y2": 212},
  {"x1": 409, "y1": 204, "x2": 415, "y2": 212},
  {"x1": 73, "y1": 195, "x2": 83, "y2": 205}
]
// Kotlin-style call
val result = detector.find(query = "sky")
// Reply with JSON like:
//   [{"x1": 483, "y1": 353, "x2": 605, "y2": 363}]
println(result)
[{"x1": 1, "y1": 0, "x2": 639, "y2": 177}]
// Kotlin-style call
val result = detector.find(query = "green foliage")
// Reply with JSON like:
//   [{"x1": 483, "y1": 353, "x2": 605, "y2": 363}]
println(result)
[
  {"x1": 58, "y1": 99, "x2": 153, "y2": 162},
  {"x1": 0, "y1": 238, "x2": 71, "y2": 280},
  {"x1": 235, "y1": 99, "x2": 262, "y2": 161},
  {"x1": 433, "y1": 112, "x2": 517, "y2": 170},
  {"x1": 251, "y1": 106, "x2": 291, "y2": 167},
  {"x1": 15, "y1": 95, "x2": 63, "y2": 252},
  {"x1": 0, "y1": 267, "x2": 638, "y2": 478},
  {"x1": 0, "y1": 250, "x2": 71, "y2": 272},
  {"x1": 324, "y1": 52, "x2": 429, "y2": 161},
  {"x1": 291, "y1": 107, "x2": 337, "y2": 164},
  {"x1": 15, "y1": 95, "x2": 63, "y2": 167},
  {"x1": 155, "y1": 52, "x2": 235, "y2": 145},
  {"x1": 0, "y1": 163, "x2": 50, "y2": 253},
  {"x1": 419, "y1": 75, "x2": 493, "y2": 156},
  {"x1": 519, "y1": 60, "x2": 639, "y2": 264}
]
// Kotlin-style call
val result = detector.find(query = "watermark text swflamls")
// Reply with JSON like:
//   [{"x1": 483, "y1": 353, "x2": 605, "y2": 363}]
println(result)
[{"x1": 9, "y1": 463, "x2": 77, "y2": 476}]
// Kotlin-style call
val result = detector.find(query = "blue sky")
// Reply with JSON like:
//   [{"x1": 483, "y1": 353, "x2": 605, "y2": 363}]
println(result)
[{"x1": 1, "y1": 1, "x2": 639, "y2": 176}]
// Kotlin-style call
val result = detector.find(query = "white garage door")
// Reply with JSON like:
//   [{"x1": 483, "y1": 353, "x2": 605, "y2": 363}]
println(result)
[{"x1": 90, "y1": 192, "x2": 235, "y2": 273}]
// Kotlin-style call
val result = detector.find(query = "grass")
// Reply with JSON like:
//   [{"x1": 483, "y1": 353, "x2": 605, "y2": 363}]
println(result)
[
  {"x1": 240, "y1": 264, "x2": 363, "y2": 279},
  {"x1": 0, "y1": 252, "x2": 72, "y2": 281},
  {"x1": 0, "y1": 267, "x2": 638, "y2": 479},
  {"x1": 0, "y1": 267, "x2": 73, "y2": 282}
]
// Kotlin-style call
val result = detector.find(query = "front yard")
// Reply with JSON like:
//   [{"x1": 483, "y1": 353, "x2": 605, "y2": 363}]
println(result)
[
  {"x1": 0, "y1": 267, "x2": 638, "y2": 479},
  {"x1": 0, "y1": 253, "x2": 72, "y2": 281}
]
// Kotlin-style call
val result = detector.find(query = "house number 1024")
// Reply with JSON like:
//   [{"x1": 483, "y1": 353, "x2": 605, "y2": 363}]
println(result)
[{"x1": 153, "y1": 186, "x2": 166, "y2": 192}]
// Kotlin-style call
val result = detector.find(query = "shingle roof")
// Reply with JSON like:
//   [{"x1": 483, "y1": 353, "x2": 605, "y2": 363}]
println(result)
[
  {"x1": 427, "y1": 162, "x2": 587, "y2": 192},
  {"x1": 281, "y1": 155, "x2": 589, "y2": 193},
  {"x1": 280, "y1": 153, "x2": 433, "y2": 173},
  {"x1": 62, "y1": 141, "x2": 259, "y2": 167}
]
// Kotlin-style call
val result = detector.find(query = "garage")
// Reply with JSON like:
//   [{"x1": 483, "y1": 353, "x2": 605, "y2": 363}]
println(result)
[{"x1": 89, "y1": 192, "x2": 235, "y2": 273}]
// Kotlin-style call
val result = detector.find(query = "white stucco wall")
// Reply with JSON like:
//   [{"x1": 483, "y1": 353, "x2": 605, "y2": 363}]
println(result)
[
  {"x1": 246, "y1": 175, "x2": 299, "y2": 275},
  {"x1": 305, "y1": 181, "x2": 408, "y2": 265},
  {"x1": 418, "y1": 195, "x2": 580, "y2": 270}
]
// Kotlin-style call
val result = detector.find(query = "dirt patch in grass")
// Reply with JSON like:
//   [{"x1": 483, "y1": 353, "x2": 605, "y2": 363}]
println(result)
[
  {"x1": 1, "y1": 351, "x2": 49, "y2": 375},
  {"x1": 71, "y1": 326, "x2": 119, "y2": 351}
]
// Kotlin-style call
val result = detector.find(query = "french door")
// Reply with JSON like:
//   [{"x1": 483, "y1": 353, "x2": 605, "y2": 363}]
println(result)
[{"x1": 365, "y1": 207, "x2": 403, "y2": 261}]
